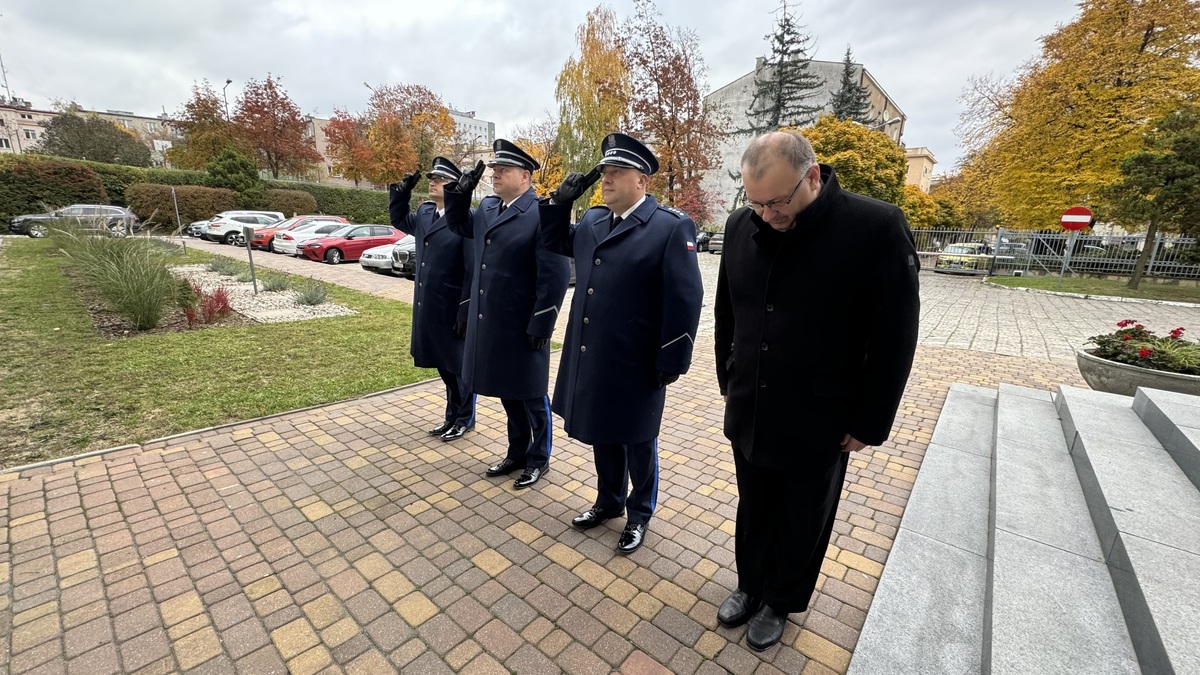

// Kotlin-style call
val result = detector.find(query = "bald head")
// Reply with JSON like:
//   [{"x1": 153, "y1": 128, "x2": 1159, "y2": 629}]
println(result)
[{"x1": 741, "y1": 131, "x2": 816, "y2": 181}]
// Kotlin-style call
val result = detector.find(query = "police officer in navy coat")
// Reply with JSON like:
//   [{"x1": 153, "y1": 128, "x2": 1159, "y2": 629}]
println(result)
[
  {"x1": 442, "y1": 139, "x2": 570, "y2": 489},
  {"x1": 539, "y1": 133, "x2": 703, "y2": 554},
  {"x1": 388, "y1": 156, "x2": 476, "y2": 441}
]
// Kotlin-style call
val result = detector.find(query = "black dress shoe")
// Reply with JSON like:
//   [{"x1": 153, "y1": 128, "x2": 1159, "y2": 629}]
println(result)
[
  {"x1": 439, "y1": 423, "x2": 471, "y2": 441},
  {"x1": 746, "y1": 605, "x2": 788, "y2": 651},
  {"x1": 485, "y1": 458, "x2": 525, "y2": 477},
  {"x1": 717, "y1": 589, "x2": 762, "y2": 628},
  {"x1": 616, "y1": 523, "x2": 646, "y2": 554},
  {"x1": 571, "y1": 507, "x2": 623, "y2": 530},
  {"x1": 514, "y1": 466, "x2": 548, "y2": 489},
  {"x1": 429, "y1": 420, "x2": 453, "y2": 436}
]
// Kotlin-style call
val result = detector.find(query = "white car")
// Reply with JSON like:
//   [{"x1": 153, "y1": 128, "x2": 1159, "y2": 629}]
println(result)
[
  {"x1": 273, "y1": 220, "x2": 346, "y2": 255},
  {"x1": 204, "y1": 211, "x2": 285, "y2": 244},
  {"x1": 359, "y1": 242, "x2": 404, "y2": 273}
]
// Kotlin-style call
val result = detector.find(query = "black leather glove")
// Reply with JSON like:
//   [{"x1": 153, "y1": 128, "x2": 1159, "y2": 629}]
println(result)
[
  {"x1": 550, "y1": 168, "x2": 601, "y2": 205},
  {"x1": 451, "y1": 160, "x2": 486, "y2": 194},
  {"x1": 454, "y1": 320, "x2": 467, "y2": 338},
  {"x1": 528, "y1": 334, "x2": 548, "y2": 351},
  {"x1": 656, "y1": 371, "x2": 680, "y2": 389}
]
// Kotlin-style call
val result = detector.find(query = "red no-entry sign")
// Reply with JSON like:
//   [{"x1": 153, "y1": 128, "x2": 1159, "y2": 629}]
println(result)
[{"x1": 1061, "y1": 206, "x2": 1093, "y2": 231}]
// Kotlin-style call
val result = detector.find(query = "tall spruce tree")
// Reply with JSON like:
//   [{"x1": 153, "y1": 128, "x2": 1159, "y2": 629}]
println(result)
[
  {"x1": 830, "y1": 46, "x2": 872, "y2": 123},
  {"x1": 742, "y1": 0, "x2": 825, "y2": 134}
]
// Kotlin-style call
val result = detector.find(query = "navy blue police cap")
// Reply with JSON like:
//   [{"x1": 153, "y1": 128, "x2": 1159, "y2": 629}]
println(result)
[
  {"x1": 487, "y1": 139, "x2": 540, "y2": 172},
  {"x1": 596, "y1": 132, "x2": 658, "y2": 175},
  {"x1": 427, "y1": 156, "x2": 462, "y2": 181}
]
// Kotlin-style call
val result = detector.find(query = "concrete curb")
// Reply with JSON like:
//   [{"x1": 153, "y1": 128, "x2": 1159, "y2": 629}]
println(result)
[{"x1": 983, "y1": 279, "x2": 1200, "y2": 309}]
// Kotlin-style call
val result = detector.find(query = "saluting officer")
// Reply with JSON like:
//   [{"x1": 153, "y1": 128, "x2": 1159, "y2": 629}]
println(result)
[
  {"x1": 443, "y1": 139, "x2": 570, "y2": 489},
  {"x1": 388, "y1": 157, "x2": 476, "y2": 441},
  {"x1": 539, "y1": 133, "x2": 703, "y2": 554}
]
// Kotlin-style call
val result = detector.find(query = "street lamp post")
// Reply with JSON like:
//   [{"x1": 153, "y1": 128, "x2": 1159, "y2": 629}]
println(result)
[
  {"x1": 222, "y1": 79, "x2": 232, "y2": 119},
  {"x1": 868, "y1": 116, "x2": 903, "y2": 131}
]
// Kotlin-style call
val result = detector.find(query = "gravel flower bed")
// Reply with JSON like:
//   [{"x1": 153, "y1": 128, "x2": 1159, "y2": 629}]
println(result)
[{"x1": 171, "y1": 264, "x2": 357, "y2": 323}]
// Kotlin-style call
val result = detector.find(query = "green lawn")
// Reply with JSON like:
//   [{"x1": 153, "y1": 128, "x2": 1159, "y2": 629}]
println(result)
[
  {"x1": 0, "y1": 237, "x2": 433, "y2": 469},
  {"x1": 988, "y1": 274, "x2": 1200, "y2": 304}
]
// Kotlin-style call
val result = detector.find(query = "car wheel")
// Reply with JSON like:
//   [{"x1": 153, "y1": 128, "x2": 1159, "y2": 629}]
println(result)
[
  {"x1": 224, "y1": 232, "x2": 239, "y2": 245},
  {"x1": 325, "y1": 249, "x2": 342, "y2": 265},
  {"x1": 27, "y1": 223, "x2": 48, "y2": 238},
  {"x1": 266, "y1": 240, "x2": 274, "y2": 253}
]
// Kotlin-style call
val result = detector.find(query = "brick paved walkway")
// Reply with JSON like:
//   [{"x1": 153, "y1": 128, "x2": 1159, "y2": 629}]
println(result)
[{"x1": 0, "y1": 342, "x2": 1084, "y2": 675}]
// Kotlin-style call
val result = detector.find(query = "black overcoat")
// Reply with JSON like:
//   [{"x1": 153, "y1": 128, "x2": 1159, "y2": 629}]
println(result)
[
  {"x1": 714, "y1": 166, "x2": 920, "y2": 468},
  {"x1": 540, "y1": 196, "x2": 704, "y2": 445},
  {"x1": 388, "y1": 191, "x2": 473, "y2": 372},
  {"x1": 444, "y1": 186, "x2": 570, "y2": 400}
]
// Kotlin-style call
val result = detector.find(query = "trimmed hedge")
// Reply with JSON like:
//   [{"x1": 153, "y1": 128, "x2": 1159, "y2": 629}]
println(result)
[
  {"x1": 125, "y1": 183, "x2": 238, "y2": 230},
  {"x1": 0, "y1": 156, "x2": 108, "y2": 220},
  {"x1": 266, "y1": 189, "x2": 318, "y2": 217},
  {"x1": 263, "y1": 180, "x2": 394, "y2": 224}
]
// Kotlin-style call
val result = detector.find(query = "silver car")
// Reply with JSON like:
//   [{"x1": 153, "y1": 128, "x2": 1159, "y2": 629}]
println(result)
[{"x1": 360, "y1": 241, "x2": 405, "y2": 274}]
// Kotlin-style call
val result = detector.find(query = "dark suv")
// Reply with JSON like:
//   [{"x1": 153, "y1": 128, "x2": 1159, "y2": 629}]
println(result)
[{"x1": 9, "y1": 204, "x2": 141, "y2": 238}]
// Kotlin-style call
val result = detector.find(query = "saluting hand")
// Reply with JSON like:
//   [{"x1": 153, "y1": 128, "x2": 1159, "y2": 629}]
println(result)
[
  {"x1": 452, "y1": 160, "x2": 486, "y2": 194},
  {"x1": 399, "y1": 169, "x2": 420, "y2": 194},
  {"x1": 550, "y1": 168, "x2": 601, "y2": 205}
]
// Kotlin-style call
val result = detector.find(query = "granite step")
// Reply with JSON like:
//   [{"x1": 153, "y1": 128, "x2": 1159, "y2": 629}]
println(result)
[{"x1": 1132, "y1": 387, "x2": 1200, "y2": 493}]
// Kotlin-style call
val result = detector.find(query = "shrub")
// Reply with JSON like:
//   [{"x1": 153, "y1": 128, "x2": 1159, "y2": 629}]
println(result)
[
  {"x1": 235, "y1": 270, "x2": 254, "y2": 283},
  {"x1": 266, "y1": 189, "x2": 318, "y2": 217},
  {"x1": 200, "y1": 287, "x2": 233, "y2": 324},
  {"x1": 125, "y1": 183, "x2": 238, "y2": 230},
  {"x1": 57, "y1": 233, "x2": 177, "y2": 330},
  {"x1": 1087, "y1": 320, "x2": 1200, "y2": 375},
  {"x1": 208, "y1": 257, "x2": 243, "y2": 276},
  {"x1": 206, "y1": 149, "x2": 261, "y2": 193},
  {"x1": 260, "y1": 272, "x2": 291, "y2": 291},
  {"x1": 0, "y1": 155, "x2": 108, "y2": 221},
  {"x1": 294, "y1": 279, "x2": 328, "y2": 305},
  {"x1": 263, "y1": 179, "x2": 392, "y2": 223}
]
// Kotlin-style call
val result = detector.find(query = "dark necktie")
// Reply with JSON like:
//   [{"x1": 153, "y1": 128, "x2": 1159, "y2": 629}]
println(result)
[
  {"x1": 498, "y1": 203, "x2": 507, "y2": 216},
  {"x1": 601, "y1": 215, "x2": 621, "y2": 239}
]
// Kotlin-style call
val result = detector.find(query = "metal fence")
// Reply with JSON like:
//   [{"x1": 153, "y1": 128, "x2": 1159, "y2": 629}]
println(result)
[{"x1": 911, "y1": 228, "x2": 1200, "y2": 280}]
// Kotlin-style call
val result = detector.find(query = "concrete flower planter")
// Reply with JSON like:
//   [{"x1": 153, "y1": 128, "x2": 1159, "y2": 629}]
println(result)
[{"x1": 1076, "y1": 348, "x2": 1200, "y2": 397}]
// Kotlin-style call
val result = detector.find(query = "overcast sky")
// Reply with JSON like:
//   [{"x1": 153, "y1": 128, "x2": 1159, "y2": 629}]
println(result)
[{"x1": 1, "y1": 0, "x2": 1081, "y2": 173}]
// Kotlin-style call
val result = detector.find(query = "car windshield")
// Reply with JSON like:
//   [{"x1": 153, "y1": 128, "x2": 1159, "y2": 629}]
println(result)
[
  {"x1": 265, "y1": 217, "x2": 299, "y2": 230},
  {"x1": 325, "y1": 226, "x2": 354, "y2": 238},
  {"x1": 944, "y1": 245, "x2": 977, "y2": 254},
  {"x1": 294, "y1": 221, "x2": 336, "y2": 233}
]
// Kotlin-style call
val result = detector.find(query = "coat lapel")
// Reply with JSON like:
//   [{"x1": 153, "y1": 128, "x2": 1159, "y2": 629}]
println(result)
[
  {"x1": 486, "y1": 189, "x2": 535, "y2": 234},
  {"x1": 598, "y1": 195, "x2": 658, "y2": 246}
]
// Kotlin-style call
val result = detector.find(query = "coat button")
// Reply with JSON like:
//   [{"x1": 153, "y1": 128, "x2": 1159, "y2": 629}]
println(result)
[
  {"x1": 583, "y1": 317, "x2": 589, "y2": 324},
  {"x1": 587, "y1": 288, "x2": 594, "y2": 295},
  {"x1": 580, "y1": 346, "x2": 587, "y2": 352},
  {"x1": 421, "y1": 262, "x2": 425, "y2": 267},
  {"x1": 424, "y1": 241, "x2": 429, "y2": 247},
  {"x1": 478, "y1": 313, "x2": 483, "y2": 319},
  {"x1": 479, "y1": 289, "x2": 484, "y2": 295},
  {"x1": 594, "y1": 258, "x2": 601, "y2": 265},
  {"x1": 481, "y1": 264, "x2": 486, "y2": 270},
  {"x1": 759, "y1": 380, "x2": 767, "y2": 388},
  {"x1": 418, "y1": 283, "x2": 422, "y2": 288},
  {"x1": 766, "y1": 304, "x2": 774, "y2": 312},
  {"x1": 417, "y1": 302, "x2": 421, "y2": 307},
  {"x1": 486, "y1": 238, "x2": 491, "y2": 245},
  {"x1": 761, "y1": 343, "x2": 768, "y2": 351}
]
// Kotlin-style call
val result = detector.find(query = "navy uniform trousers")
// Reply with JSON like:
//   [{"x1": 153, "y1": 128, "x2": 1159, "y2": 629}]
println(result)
[
  {"x1": 593, "y1": 440, "x2": 659, "y2": 525},
  {"x1": 437, "y1": 368, "x2": 475, "y2": 428},
  {"x1": 500, "y1": 396, "x2": 552, "y2": 469}
]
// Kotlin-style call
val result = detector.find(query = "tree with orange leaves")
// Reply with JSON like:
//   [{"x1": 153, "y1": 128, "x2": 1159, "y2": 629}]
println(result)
[
  {"x1": 362, "y1": 83, "x2": 456, "y2": 186},
  {"x1": 232, "y1": 75, "x2": 321, "y2": 179},
  {"x1": 323, "y1": 109, "x2": 374, "y2": 186}
]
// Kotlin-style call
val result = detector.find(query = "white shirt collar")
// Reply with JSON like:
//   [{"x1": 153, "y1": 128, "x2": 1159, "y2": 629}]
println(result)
[{"x1": 618, "y1": 195, "x2": 647, "y2": 221}]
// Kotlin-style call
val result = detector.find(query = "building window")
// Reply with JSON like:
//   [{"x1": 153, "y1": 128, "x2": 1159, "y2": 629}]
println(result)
[
  {"x1": 19, "y1": 113, "x2": 33, "y2": 120},
  {"x1": 120, "y1": 120, "x2": 134, "y2": 129},
  {"x1": 0, "y1": 138, "x2": 9, "y2": 149},
  {"x1": 23, "y1": 129, "x2": 36, "y2": 140},
  {"x1": 146, "y1": 122, "x2": 158, "y2": 132}
]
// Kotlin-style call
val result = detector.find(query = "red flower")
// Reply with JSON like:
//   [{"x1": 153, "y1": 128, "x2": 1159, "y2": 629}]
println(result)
[
  {"x1": 1139, "y1": 348, "x2": 1152, "y2": 358},
  {"x1": 1135, "y1": 324, "x2": 1145, "y2": 330},
  {"x1": 1170, "y1": 327, "x2": 1185, "y2": 339},
  {"x1": 1117, "y1": 319, "x2": 1135, "y2": 328},
  {"x1": 1123, "y1": 334, "x2": 1132, "y2": 341}
]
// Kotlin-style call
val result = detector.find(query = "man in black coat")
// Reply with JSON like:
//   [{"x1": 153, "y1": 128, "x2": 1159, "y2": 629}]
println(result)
[
  {"x1": 388, "y1": 156, "x2": 475, "y2": 441},
  {"x1": 540, "y1": 133, "x2": 703, "y2": 554},
  {"x1": 713, "y1": 130, "x2": 919, "y2": 651},
  {"x1": 443, "y1": 139, "x2": 571, "y2": 489}
]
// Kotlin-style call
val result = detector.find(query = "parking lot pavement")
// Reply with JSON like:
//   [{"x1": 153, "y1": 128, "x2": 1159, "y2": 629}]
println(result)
[{"x1": 186, "y1": 237, "x2": 1199, "y2": 364}]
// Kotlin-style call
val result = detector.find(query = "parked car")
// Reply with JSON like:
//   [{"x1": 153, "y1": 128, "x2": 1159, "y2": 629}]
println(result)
[
  {"x1": 934, "y1": 242, "x2": 993, "y2": 274},
  {"x1": 708, "y1": 231, "x2": 724, "y2": 254},
  {"x1": 695, "y1": 231, "x2": 712, "y2": 252},
  {"x1": 361, "y1": 239, "x2": 407, "y2": 274},
  {"x1": 203, "y1": 211, "x2": 285, "y2": 244},
  {"x1": 248, "y1": 215, "x2": 348, "y2": 251},
  {"x1": 273, "y1": 220, "x2": 348, "y2": 255},
  {"x1": 390, "y1": 237, "x2": 418, "y2": 278},
  {"x1": 10, "y1": 204, "x2": 141, "y2": 238},
  {"x1": 302, "y1": 224, "x2": 404, "y2": 264}
]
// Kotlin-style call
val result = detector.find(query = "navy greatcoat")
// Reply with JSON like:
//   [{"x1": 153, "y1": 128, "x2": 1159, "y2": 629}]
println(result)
[
  {"x1": 444, "y1": 186, "x2": 570, "y2": 400},
  {"x1": 388, "y1": 196, "x2": 473, "y2": 372},
  {"x1": 540, "y1": 196, "x2": 704, "y2": 445}
]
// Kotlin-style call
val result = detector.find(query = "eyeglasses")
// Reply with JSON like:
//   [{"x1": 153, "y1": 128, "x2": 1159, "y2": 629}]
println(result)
[
  {"x1": 746, "y1": 174, "x2": 805, "y2": 213},
  {"x1": 427, "y1": 175, "x2": 451, "y2": 184}
]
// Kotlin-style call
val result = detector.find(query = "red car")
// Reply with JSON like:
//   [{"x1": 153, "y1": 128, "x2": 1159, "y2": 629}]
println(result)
[
  {"x1": 302, "y1": 224, "x2": 404, "y2": 264},
  {"x1": 250, "y1": 215, "x2": 348, "y2": 251}
]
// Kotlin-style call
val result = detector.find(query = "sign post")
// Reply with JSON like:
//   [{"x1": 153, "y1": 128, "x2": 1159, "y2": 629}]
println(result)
[
  {"x1": 242, "y1": 226, "x2": 258, "y2": 295},
  {"x1": 1058, "y1": 206, "x2": 1092, "y2": 288}
]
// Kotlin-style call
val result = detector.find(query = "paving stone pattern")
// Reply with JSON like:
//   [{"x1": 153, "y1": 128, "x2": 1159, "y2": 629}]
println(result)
[{"x1": 0, "y1": 343, "x2": 1086, "y2": 674}]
